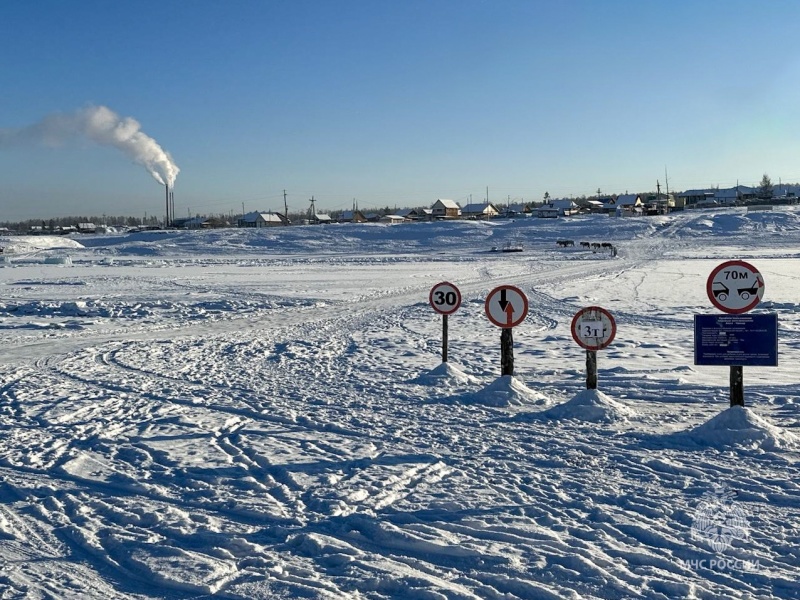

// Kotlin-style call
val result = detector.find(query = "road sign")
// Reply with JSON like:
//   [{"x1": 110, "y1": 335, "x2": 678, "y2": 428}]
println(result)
[
  {"x1": 694, "y1": 314, "x2": 778, "y2": 367},
  {"x1": 571, "y1": 306, "x2": 617, "y2": 351},
  {"x1": 485, "y1": 285, "x2": 528, "y2": 328},
  {"x1": 429, "y1": 281, "x2": 462, "y2": 315},
  {"x1": 706, "y1": 260, "x2": 764, "y2": 314}
]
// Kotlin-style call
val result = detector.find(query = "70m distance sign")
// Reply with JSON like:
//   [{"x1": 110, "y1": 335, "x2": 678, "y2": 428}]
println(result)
[
  {"x1": 706, "y1": 260, "x2": 764, "y2": 314},
  {"x1": 429, "y1": 281, "x2": 462, "y2": 315}
]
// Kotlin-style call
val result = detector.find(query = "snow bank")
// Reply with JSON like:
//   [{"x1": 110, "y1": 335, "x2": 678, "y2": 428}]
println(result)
[
  {"x1": 411, "y1": 362, "x2": 479, "y2": 386},
  {"x1": 541, "y1": 388, "x2": 636, "y2": 423},
  {"x1": 464, "y1": 375, "x2": 551, "y2": 407},
  {"x1": 0, "y1": 235, "x2": 84, "y2": 253},
  {"x1": 684, "y1": 405, "x2": 799, "y2": 450},
  {"x1": 43, "y1": 255, "x2": 72, "y2": 265}
]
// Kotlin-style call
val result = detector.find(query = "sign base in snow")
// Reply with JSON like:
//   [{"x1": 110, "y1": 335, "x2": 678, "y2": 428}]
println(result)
[{"x1": 694, "y1": 314, "x2": 778, "y2": 367}]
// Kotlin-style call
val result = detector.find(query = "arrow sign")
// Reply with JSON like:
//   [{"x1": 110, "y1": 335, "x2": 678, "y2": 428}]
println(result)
[
  {"x1": 497, "y1": 289, "x2": 516, "y2": 326},
  {"x1": 504, "y1": 302, "x2": 514, "y2": 327},
  {"x1": 485, "y1": 285, "x2": 528, "y2": 328}
]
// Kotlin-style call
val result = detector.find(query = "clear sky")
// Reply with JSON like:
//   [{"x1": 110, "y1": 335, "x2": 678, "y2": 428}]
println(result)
[{"x1": 3, "y1": 0, "x2": 800, "y2": 222}]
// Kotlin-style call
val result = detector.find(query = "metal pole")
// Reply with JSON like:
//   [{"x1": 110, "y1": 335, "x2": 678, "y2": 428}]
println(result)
[
  {"x1": 586, "y1": 350, "x2": 598, "y2": 389},
  {"x1": 442, "y1": 314, "x2": 448, "y2": 363},
  {"x1": 501, "y1": 328, "x2": 514, "y2": 376},
  {"x1": 730, "y1": 366, "x2": 744, "y2": 406}
]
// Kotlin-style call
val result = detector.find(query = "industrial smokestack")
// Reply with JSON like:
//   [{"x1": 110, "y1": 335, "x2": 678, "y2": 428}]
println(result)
[
  {"x1": 165, "y1": 184, "x2": 170, "y2": 227},
  {"x1": 0, "y1": 105, "x2": 180, "y2": 187}
]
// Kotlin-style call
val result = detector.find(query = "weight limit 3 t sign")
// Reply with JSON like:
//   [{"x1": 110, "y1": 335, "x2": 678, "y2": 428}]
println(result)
[
  {"x1": 571, "y1": 306, "x2": 616, "y2": 351},
  {"x1": 571, "y1": 306, "x2": 616, "y2": 390}
]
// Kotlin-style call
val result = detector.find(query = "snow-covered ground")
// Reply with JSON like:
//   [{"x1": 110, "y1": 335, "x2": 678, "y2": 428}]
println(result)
[{"x1": 1, "y1": 208, "x2": 799, "y2": 599}]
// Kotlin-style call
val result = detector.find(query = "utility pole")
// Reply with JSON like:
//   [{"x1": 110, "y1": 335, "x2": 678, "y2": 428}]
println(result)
[
  {"x1": 308, "y1": 196, "x2": 316, "y2": 221},
  {"x1": 283, "y1": 190, "x2": 288, "y2": 223}
]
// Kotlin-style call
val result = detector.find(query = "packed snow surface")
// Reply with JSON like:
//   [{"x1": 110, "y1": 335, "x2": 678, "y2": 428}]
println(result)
[{"x1": 1, "y1": 208, "x2": 800, "y2": 599}]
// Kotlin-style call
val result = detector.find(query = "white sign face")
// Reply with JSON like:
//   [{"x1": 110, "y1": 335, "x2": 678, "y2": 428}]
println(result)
[
  {"x1": 578, "y1": 320, "x2": 605, "y2": 340},
  {"x1": 571, "y1": 307, "x2": 617, "y2": 350},
  {"x1": 484, "y1": 285, "x2": 528, "y2": 328},
  {"x1": 429, "y1": 281, "x2": 462, "y2": 315},
  {"x1": 706, "y1": 260, "x2": 765, "y2": 314}
]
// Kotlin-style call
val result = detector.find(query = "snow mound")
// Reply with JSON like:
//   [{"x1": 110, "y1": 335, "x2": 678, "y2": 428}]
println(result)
[
  {"x1": 0, "y1": 235, "x2": 84, "y2": 253},
  {"x1": 44, "y1": 255, "x2": 73, "y2": 265},
  {"x1": 685, "y1": 406, "x2": 799, "y2": 450},
  {"x1": 109, "y1": 540, "x2": 237, "y2": 594},
  {"x1": 466, "y1": 375, "x2": 551, "y2": 407},
  {"x1": 412, "y1": 362, "x2": 479, "y2": 386},
  {"x1": 542, "y1": 388, "x2": 636, "y2": 423}
]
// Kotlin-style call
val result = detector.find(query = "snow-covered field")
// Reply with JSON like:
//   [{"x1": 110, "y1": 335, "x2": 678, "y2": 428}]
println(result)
[{"x1": 1, "y1": 208, "x2": 799, "y2": 599}]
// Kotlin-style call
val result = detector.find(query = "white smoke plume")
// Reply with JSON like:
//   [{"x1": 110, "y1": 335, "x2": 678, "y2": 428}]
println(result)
[{"x1": 0, "y1": 105, "x2": 179, "y2": 187}]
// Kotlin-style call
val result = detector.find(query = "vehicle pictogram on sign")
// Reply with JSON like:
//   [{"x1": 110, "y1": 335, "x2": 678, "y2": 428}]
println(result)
[
  {"x1": 485, "y1": 285, "x2": 528, "y2": 328},
  {"x1": 706, "y1": 260, "x2": 764, "y2": 314},
  {"x1": 429, "y1": 281, "x2": 462, "y2": 315},
  {"x1": 571, "y1": 306, "x2": 617, "y2": 351}
]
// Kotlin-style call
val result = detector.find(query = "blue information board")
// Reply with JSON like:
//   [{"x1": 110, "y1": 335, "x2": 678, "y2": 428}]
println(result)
[{"x1": 694, "y1": 314, "x2": 778, "y2": 366}]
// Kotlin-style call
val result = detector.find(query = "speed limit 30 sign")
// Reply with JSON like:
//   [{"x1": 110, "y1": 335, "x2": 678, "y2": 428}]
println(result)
[{"x1": 429, "y1": 281, "x2": 462, "y2": 315}]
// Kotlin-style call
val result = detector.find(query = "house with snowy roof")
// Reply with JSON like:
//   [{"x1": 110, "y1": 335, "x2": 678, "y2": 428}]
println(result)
[
  {"x1": 536, "y1": 199, "x2": 579, "y2": 218},
  {"x1": 550, "y1": 199, "x2": 580, "y2": 216},
  {"x1": 309, "y1": 213, "x2": 332, "y2": 224},
  {"x1": 607, "y1": 194, "x2": 644, "y2": 217},
  {"x1": 338, "y1": 210, "x2": 367, "y2": 223},
  {"x1": 431, "y1": 199, "x2": 461, "y2": 219},
  {"x1": 396, "y1": 208, "x2": 432, "y2": 221},
  {"x1": 461, "y1": 203, "x2": 500, "y2": 219},
  {"x1": 713, "y1": 186, "x2": 757, "y2": 205},
  {"x1": 237, "y1": 211, "x2": 289, "y2": 227},
  {"x1": 499, "y1": 204, "x2": 530, "y2": 218}
]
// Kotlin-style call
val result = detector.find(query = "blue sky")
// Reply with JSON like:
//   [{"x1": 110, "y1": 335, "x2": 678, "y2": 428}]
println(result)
[{"x1": 3, "y1": 0, "x2": 800, "y2": 221}]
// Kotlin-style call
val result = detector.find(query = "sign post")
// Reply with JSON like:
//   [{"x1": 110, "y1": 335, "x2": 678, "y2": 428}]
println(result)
[
  {"x1": 484, "y1": 285, "x2": 528, "y2": 376},
  {"x1": 731, "y1": 366, "x2": 744, "y2": 407},
  {"x1": 429, "y1": 282, "x2": 461, "y2": 363},
  {"x1": 701, "y1": 260, "x2": 768, "y2": 407},
  {"x1": 571, "y1": 307, "x2": 617, "y2": 389}
]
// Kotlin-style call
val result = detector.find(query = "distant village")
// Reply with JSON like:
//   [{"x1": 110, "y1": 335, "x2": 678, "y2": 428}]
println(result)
[{"x1": 3, "y1": 181, "x2": 799, "y2": 236}]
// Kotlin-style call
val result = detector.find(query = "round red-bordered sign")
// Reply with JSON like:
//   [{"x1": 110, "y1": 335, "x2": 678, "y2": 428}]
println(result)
[
  {"x1": 484, "y1": 285, "x2": 528, "y2": 328},
  {"x1": 706, "y1": 260, "x2": 764, "y2": 314},
  {"x1": 429, "y1": 281, "x2": 462, "y2": 315},
  {"x1": 571, "y1": 306, "x2": 617, "y2": 351}
]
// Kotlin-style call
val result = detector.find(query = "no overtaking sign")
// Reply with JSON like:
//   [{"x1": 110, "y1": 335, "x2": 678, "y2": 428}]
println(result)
[
  {"x1": 706, "y1": 260, "x2": 764, "y2": 314},
  {"x1": 485, "y1": 285, "x2": 528, "y2": 328}
]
